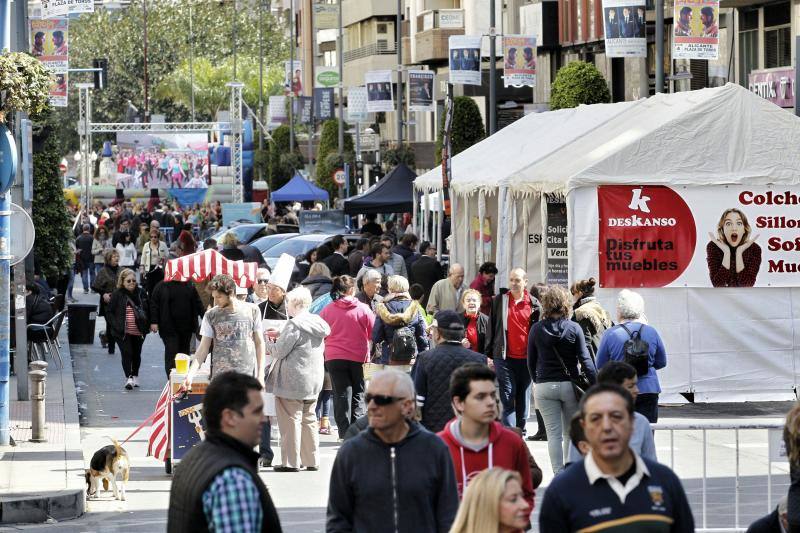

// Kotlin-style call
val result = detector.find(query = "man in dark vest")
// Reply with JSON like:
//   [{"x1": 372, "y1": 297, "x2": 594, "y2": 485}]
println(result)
[{"x1": 168, "y1": 372, "x2": 282, "y2": 533}]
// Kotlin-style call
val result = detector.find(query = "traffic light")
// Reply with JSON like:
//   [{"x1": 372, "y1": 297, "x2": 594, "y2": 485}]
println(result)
[
  {"x1": 355, "y1": 160, "x2": 364, "y2": 185},
  {"x1": 93, "y1": 58, "x2": 108, "y2": 90}
]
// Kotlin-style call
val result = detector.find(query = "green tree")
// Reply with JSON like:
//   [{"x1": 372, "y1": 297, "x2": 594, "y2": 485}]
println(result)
[
  {"x1": 267, "y1": 125, "x2": 303, "y2": 191},
  {"x1": 50, "y1": 0, "x2": 289, "y2": 154},
  {"x1": 436, "y1": 96, "x2": 486, "y2": 165},
  {"x1": 31, "y1": 111, "x2": 73, "y2": 280},
  {"x1": 315, "y1": 120, "x2": 354, "y2": 198},
  {"x1": 0, "y1": 52, "x2": 52, "y2": 122},
  {"x1": 550, "y1": 61, "x2": 611, "y2": 110},
  {"x1": 155, "y1": 57, "x2": 285, "y2": 121},
  {"x1": 383, "y1": 144, "x2": 415, "y2": 169}
]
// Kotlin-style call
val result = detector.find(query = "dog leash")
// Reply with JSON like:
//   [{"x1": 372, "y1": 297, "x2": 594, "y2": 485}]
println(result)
[{"x1": 119, "y1": 387, "x2": 190, "y2": 446}]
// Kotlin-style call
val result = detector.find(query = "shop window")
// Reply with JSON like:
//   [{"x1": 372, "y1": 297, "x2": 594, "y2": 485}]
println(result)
[
  {"x1": 738, "y1": 9, "x2": 758, "y2": 88},
  {"x1": 765, "y1": 25, "x2": 791, "y2": 68}
]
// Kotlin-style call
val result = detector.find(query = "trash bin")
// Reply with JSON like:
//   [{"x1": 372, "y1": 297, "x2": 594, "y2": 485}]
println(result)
[{"x1": 67, "y1": 303, "x2": 97, "y2": 345}]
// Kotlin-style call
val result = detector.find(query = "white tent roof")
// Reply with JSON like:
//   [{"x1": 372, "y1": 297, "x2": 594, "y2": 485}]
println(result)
[
  {"x1": 413, "y1": 99, "x2": 638, "y2": 194},
  {"x1": 500, "y1": 83, "x2": 800, "y2": 194}
]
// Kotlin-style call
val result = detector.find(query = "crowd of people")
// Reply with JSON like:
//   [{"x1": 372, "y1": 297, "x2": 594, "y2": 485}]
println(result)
[
  {"x1": 112, "y1": 149, "x2": 209, "y2": 189},
  {"x1": 53, "y1": 199, "x2": 800, "y2": 531}
]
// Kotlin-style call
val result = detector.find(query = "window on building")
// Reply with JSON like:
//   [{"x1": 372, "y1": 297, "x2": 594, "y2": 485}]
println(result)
[
  {"x1": 738, "y1": 9, "x2": 758, "y2": 87},
  {"x1": 764, "y1": 2, "x2": 790, "y2": 68}
]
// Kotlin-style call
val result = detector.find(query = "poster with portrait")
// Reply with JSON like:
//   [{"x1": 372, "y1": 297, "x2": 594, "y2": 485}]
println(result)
[
  {"x1": 268, "y1": 95, "x2": 287, "y2": 127},
  {"x1": 30, "y1": 18, "x2": 69, "y2": 73},
  {"x1": 449, "y1": 35, "x2": 482, "y2": 86},
  {"x1": 347, "y1": 86, "x2": 369, "y2": 122},
  {"x1": 672, "y1": 0, "x2": 720, "y2": 60},
  {"x1": 284, "y1": 60, "x2": 303, "y2": 96},
  {"x1": 601, "y1": 0, "x2": 647, "y2": 57},
  {"x1": 408, "y1": 70, "x2": 434, "y2": 112},
  {"x1": 502, "y1": 36, "x2": 537, "y2": 87},
  {"x1": 365, "y1": 70, "x2": 394, "y2": 113},
  {"x1": 314, "y1": 88, "x2": 335, "y2": 120},
  {"x1": 596, "y1": 185, "x2": 800, "y2": 288},
  {"x1": 114, "y1": 132, "x2": 209, "y2": 190},
  {"x1": 49, "y1": 72, "x2": 68, "y2": 108}
]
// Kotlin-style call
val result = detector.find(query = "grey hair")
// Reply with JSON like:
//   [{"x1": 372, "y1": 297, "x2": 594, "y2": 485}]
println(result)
[
  {"x1": 371, "y1": 368, "x2": 415, "y2": 400},
  {"x1": 286, "y1": 286, "x2": 312, "y2": 309},
  {"x1": 363, "y1": 269, "x2": 382, "y2": 284},
  {"x1": 387, "y1": 275, "x2": 409, "y2": 294},
  {"x1": 256, "y1": 268, "x2": 270, "y2": 280},
  {"x1": 617, "y1": 289, "x2": 645, "y2": 320}
]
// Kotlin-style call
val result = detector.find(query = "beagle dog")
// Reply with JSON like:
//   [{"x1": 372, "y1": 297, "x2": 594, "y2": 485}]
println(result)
[{"x1": 85, "y1": 438, "x2": 130, "y2": 501}]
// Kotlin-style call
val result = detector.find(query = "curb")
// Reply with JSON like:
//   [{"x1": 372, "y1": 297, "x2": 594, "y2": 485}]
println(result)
[{"x1": 0, "y1": 489, "x2": 84, "y2": 524}]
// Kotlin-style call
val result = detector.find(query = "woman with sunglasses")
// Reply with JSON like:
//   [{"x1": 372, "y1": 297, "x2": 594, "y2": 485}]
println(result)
[
  {"x1": 141, "y1": 228, "x2": 169, "y2": 296},
  {"x1": 106, "y1": 269, "x2": 149, "y2": 390}
]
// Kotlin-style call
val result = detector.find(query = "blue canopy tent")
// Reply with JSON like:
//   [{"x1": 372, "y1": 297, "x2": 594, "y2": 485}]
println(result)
[{"x1": 271, "y1": 174, "x2": 330, "y2": 203}]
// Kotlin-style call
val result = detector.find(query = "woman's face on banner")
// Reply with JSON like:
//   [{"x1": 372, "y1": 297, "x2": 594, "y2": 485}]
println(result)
[{"x1": 722, "y1": 211, "x2": 746, "y2": 246}]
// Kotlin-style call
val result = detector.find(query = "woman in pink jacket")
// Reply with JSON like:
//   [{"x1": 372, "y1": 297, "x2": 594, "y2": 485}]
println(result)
[{"x1": 319, "y1": 275, "x2": 375, "y2": 439}]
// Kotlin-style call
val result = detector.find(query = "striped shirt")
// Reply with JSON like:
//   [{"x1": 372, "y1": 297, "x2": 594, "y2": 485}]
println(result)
[
  {"x1": 201, "y1": 467, "x2": 263, "y2": 532},
  {"x1": 125, "y1": 303, "x2": 141, "y2": 336}
]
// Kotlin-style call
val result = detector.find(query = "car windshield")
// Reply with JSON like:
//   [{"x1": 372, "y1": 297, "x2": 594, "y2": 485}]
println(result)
[
  {"x1": 264, "y1": 236, "x2": 326, "y2": 259},
  {"x1": 252, "y1": 234, "x2": 298, "y2": 254}
]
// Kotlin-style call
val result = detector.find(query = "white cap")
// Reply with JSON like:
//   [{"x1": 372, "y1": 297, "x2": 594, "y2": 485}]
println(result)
[{"x1": 268, "y1": 253, "x2": 295, "y2": 292}]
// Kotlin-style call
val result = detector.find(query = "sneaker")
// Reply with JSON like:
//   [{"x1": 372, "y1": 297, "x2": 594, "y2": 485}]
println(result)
[
  {"x1": 132, "y1": 376, "x2": 140, "y2": 388},
  {"x1": 125, "y1": 377, "x2": 133, "y2": 390}
]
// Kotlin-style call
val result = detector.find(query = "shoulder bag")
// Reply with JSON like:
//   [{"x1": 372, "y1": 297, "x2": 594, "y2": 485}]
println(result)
[{"x1": 552, "y1": 343, "x2": 592, "y2": 402}]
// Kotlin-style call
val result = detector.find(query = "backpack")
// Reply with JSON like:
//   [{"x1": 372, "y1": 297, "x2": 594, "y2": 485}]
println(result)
[
  {"x1": 390, "y1": 325, "x2": 417, "y2": 364},
  {"x1": 620, "y1": 323, "x2": 650, "y2": 376}
]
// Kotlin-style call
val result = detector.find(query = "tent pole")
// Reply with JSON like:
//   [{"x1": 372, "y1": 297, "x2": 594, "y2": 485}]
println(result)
[
  {"x1": 436, "y1": 190, "x2": 444, "y2": 262},
  {"x1": 412, "y1": 190, "x2": 418, "y2": 236}
]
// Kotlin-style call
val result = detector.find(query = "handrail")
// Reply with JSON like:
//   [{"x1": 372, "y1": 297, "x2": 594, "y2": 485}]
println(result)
[{"x1": 652, "y1": 420, "x2": 785, "y2": 430}]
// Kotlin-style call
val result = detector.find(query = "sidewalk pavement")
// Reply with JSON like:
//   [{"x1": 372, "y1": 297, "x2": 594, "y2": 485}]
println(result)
[{"x1": 0, "y1": 303, "x2": 85, "y2": 524}]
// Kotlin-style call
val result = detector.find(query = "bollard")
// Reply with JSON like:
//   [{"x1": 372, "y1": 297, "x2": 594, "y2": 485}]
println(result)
[
  {"x1": 29, "y1": 369, "x2": 47, "y2": 443},
  {"x1": 28, "y1": 362, "x2": 48, "y2": 429}
]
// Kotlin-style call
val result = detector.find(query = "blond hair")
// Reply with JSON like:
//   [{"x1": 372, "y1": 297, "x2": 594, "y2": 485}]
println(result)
[
  {"x1": 116, "y1": 268, "x2": 137, "y2": 289},
  {"x1": 461, "y1": 288, "x2": 481, "y2": 306},
  {"x1": 387, "y1": 275, "x2": 409, "y2": 294},
  {"x1": 449, "y1": 468, "x2": 522, "y2": 533}
]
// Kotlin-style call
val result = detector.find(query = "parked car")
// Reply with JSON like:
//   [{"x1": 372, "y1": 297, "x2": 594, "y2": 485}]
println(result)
[
  {"x1": 251, "y1": 233, "x2": 299, "y2": 263},
  {"x1": 262, "y1": 233, "x2": 360, "y2": 270},
  {"x1": 201, "y1": 223, "x2": 271, "y2": 250}
]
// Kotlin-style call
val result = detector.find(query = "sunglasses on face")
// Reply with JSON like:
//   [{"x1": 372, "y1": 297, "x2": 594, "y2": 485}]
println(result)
[
  {"x1": 365, "y1": 393, "x2": 403, "y2": 406},
  {"x1": 257, "y1": 279, "x2": 269, "y2": 284},
  {"x1": 124, "y1": 278, "x2": 136, "y2": 284}
]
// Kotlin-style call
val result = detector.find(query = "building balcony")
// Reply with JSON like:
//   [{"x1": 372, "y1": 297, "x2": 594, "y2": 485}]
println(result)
[
  {"x1": 343, "y1": 41, "x2": 397, "y2": 63},
  {"x1": 414, "y1": 9, "x2": 465, "y2": 64}
]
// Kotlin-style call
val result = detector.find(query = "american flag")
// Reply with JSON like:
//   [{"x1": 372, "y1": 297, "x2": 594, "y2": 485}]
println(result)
[{"x1": 147, "y1": 383, "x2": 171, "y2": 462}]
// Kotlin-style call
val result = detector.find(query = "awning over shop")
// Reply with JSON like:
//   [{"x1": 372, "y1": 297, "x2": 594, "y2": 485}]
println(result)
[{"x1": 164, "y1": 248, "x2": 258, "y2": 287}]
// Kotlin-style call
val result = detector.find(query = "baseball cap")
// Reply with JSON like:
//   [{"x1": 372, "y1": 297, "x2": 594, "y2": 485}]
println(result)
[{"x1": 431, "y1": 310, "x2": 465, "y2": 332}]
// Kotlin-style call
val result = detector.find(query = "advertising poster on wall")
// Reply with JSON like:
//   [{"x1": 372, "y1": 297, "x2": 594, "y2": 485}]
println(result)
[
  {"x1": 597, "y1": 185, "x2": 800, "y2": 288},
  {"x1": 408, "y1": 70, "x2": 435, "y2": 112},
  {"x1": 30, "y1": 18, "x2": 69, "y2": 73},
  {"x1": 347, "y1": 86, "x2": 369, "y2": 122},
  {"x1": 601, "y1": 0, "x2": 647, "y2": 57},
  {"x1": 49, "y1": 72, "x2": 68, "y2": 108},
  {"x1": 365, "y1": 70, "x2": 394, "y2": 113},
  {"x1": 268, "y1": 95, "x2": 287, "y2": 127},
  {"x1": 314, "y1": 66, "x2": 340, "y2": 88},
  {"x1": 312, "y1": 2, "x2": 338, "y2": 30},
  {"x1": 114, "y1": 132, "x2": 209, "y2": 190},
  {"x1": 449, "y1": 35, "x2": 482, "y2": 86},
  {"x1": 672, "y1": 0, "x2": 720, "y2": 60},
  {"x1": 502, "y1": 36, "x2": 537, "y2": 87},
  {"x1": 284, "y1": 60, "x2": 303, "y2": 96},
  {"x1": 314, "y1": 88, "x2": 334, "y2": 120},
  {"x1": 545, "y1": 199, "x2": 568, "y2": 285}
]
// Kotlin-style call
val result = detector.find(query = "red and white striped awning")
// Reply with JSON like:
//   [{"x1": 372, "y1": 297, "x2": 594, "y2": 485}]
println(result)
[{"x1": 164, "y1": 249, "x2": 258, "y2": 287}]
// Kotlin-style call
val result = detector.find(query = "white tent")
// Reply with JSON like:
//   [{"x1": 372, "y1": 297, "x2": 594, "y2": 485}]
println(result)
[
  {"x1": 414, "y1": 99, "x2": 637, "y2": 282},
  {"x1": 494, "y1": 84, "x2": 800, "y2": 402}
]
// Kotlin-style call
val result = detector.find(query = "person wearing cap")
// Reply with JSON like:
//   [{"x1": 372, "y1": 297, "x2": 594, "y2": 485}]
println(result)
[{"x1": 413, "y1": 310, "x2": 485, "y2": 432}]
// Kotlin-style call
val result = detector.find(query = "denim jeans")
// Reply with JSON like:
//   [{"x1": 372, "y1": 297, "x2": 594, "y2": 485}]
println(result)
[
  {"x1": 635, "y1": 393, "x2": 659, "y2": 423},
  {"x1": 326, "y1": 360, "x2": 365, "y2": 439},
  {"x1": 534, "y1": 381, "x2": 579, "y2": 474},
  {"x1": 316, "y1": 389, "x2": 333, "y2": 419},
  {"x1": 259, "y1": 418, "x2": 274, "y2": 462},
  {"x1": 80, "y1": 263, "x2": 96, "y2": 292},
  {"x1": 65, "y1": 268, "x2": 75, "y2": 299},
  {"x1": 494, "y1": 357, "x2": 532, "y2": 430}
]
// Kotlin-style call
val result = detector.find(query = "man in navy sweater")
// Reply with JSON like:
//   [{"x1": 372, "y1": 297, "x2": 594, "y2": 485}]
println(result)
[{"x1": 539, "y1": 384, "x2": 694, "y2": 532}]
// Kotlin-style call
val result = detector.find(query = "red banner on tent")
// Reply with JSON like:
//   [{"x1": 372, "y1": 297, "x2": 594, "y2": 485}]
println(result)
[{"x1": 163, "y1": 249, "x2": 258, "y2": 287}]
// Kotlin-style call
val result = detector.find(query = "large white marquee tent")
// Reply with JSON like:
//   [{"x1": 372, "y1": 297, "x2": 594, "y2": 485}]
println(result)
[{"x1": 417, "y1": 84, "x2": 800, "y2": 401}]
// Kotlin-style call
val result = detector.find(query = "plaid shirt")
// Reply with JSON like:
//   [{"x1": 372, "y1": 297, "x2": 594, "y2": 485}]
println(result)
[{"x1": 202, "y1": 467, "x2": 263, "y2": 532}]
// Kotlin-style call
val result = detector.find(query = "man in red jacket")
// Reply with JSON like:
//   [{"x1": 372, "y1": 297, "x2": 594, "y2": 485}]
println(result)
[{"x1": 437, "y1": 364, "x2": 537, "y2": 513}]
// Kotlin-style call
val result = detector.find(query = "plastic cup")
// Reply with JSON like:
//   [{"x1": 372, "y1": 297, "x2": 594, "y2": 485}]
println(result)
[{"x1": 175, "y1": 353, "x2": 190, "y2": 374}]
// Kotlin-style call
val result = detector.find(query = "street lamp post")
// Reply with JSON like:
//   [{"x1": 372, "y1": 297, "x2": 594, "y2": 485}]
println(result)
[
  {"x1": 143, "y1": 0, "x2": 149, "y2": 121},
  {"x1": 488, "y1": 0, "x2": 497, "y2": 135}
]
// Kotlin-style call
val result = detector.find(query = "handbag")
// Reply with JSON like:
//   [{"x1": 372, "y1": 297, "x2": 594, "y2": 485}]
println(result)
[{"x1": 552, "y1": 344, "x2": 592, "y2": 402}]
